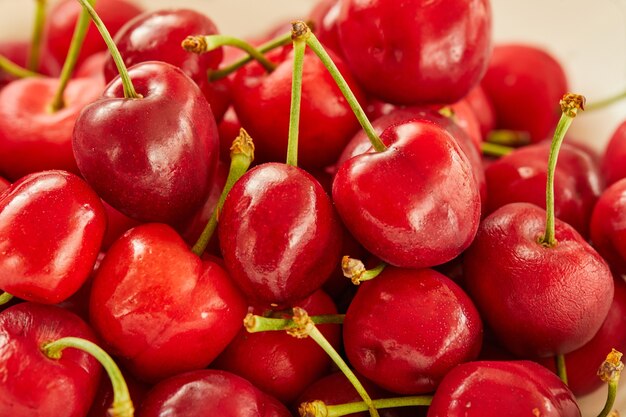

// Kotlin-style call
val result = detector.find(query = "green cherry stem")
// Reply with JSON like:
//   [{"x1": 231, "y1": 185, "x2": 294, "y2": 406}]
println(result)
[
  {"x1": 76, "y1": 0, "x2": 140, "y2": 99},
  {"x1": 48, "y1": 0, "x2": 95, "y2": 112},
  {"x1": 298, "y1": 21, "x2": 386, "y2": 153},
  {"x1": 191, "y1": 128, "x2": 255, "y2": 256},
  {"x1": 481, "y1": 141, "x2": 514, "y2": 158},
  {"x1": 538, "y1": 93, "x2": 585, "y2": 247},
  {"x1": 42, "y1": 337, "x2": 134, "y2": 417},
  {"x1": 28, "y1": 0, "x2": 47, "y2": 72},
  {"x1": 0, "y1": 292, "x2": 14, "y2": 305},
  {"x1": 0, "y1": 54, "x2": 41, "y2": 78},
  {"x1": 299, "y1": 396, "x2": 432, "y2": 417},
  {"x1": 596, "y1": 349, "x2": 624, "y2": 417},
  {"x1": 208, "y1": 31, "x2": 292, "y2": 81},
  {"x1": 341, "y1": 256, "x2": 386, "y2": 285},
  {"x1": 555, "y1": 354, "x2": 568, "y2": 385},
  {"x1": 586, "y1": 91, "x2": 626, "y2": 112},
  {"x1": 486, "y1": 129, "x2": 531, "y2": 147},
  {"x1": 285, "y1": 22, "x2": 308, "y2": 167},
  {"x1": 244, "y1": 312, "x2": 345, "y2": 332},
  {"x1": 182, "y1": 35, "x2": 277, "y2": 73}
]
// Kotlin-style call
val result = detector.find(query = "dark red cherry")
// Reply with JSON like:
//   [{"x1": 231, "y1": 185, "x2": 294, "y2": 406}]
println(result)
[
  {"x1": 73, "y1": 61, "x2": 219, "y2": 225},
  {"x1": 0, "y1": 302, "x2": 102, "y2": 417},
  {"x1": 601, "y1": 119, "x2": 626, "y2": 186},
  {"x1": 0, "y1": 170, "x2": 106, "y2": 304},
  {"x1": 463, "y1": 203, "x2": 614, "y2": 357},
  {"x1": 0, "y1": 175, "x2": 9, "y2": 194},
  {"x1": 218, "y1": 162, "x2": 343, "y2": 306},
  {"x1": 86, "y1": 366, "x2": 149, "y2": 417},
  {"x1": 481, "y1": 44, "x2": 568, "y2": 143},
  {"x1": 138, "y1": 369, "x2": 292, "y2": 417},
  {"x1": 336, "y1": 0, "x2": 492, "y2": 105},
  {"x1": 427, "y1": 361, "x2": 580, "y2": 417},
  {"x1": 333, "y1": 119, "x2": 481, "y2": 268},
  {"x1": 590, "y1": 178, "x2": 626, "y2": 273},
  {"x1": 214, "y1": 290, "x2": 342, "y2": 403},
  {"x1": 343, "y1": 267, "x2": 483, "y2": 394},
  {"x1": 89, "y1": 223, "x2": 246, "y2": 382}
]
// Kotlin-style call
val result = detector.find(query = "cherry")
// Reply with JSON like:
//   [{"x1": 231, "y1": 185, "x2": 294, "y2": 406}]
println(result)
[
  {"x1": 427, "y1": 361, "x2": 581, "y2": 416},
  {"x1": 42, "y1": 0, "x2": 143, "y2": 73},
  {"x1": 87, "y1": 367, "x2": 149, "y2": 417},
  {"x1": 137, "y1": 369, "x2": 292, "y2": 417},
  {"x1": 601, "y1": 119, "x2": 626, "y2": 186},
  {"x1": 0, "y1": 302, "x2": 102, "y2": 417},
  {"x1": 343, "y1": 267, "x2": 483, "y2": 395},
  {"x1": 214, "y1": 290, "x2": 342, "y2": 404},
  {"x1": 308, "y1": 0, "x2": 343, "y2": 57},
  {"x1": 0, "y1": 170, "x2": 106, "y2": 304},
  {"x1": 336, "y1": 0, "x2": 492, "y2": 105},
  {"x1": 464, "y1": 85, "x2": 496, "y2": 139},
  {"x1": 0, "y1": 41, "x2": 30, "y2": 88},
  {"x1": 89, "y1": 223, "x2": 247, "y2": 382},
  {"x1": 333, "y1": 119, "x2": 481, "y2": 268},
  {"x1": 481, "y1": 43, "x2": 569, "y2": 143},
  {"x1": 0, "y1": 175, "x2": 9, "y2": 194},
  {"x1": 590, "y1": 177, "x2": 626, "y2": 273}
]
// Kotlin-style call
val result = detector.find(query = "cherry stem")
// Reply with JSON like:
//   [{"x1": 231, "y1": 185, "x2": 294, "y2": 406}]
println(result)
[
  {"x1": 290, "y1": 307, "x2": 380, "y2": 417},
  {"x1": 49, "y1": 0, "x2": 95, "y2": 112},
  {"x1": 75, "y1": 0, "x2": 140, "y2": 99},
  {"x1": 299, "y1": 396, "x2": 432, "y2": 417},
  {"x1": 42, "y1": 337, "x2": 134, "y2": 417},
  {"x1": 586, "y1": 91, "x2": 626, "y2": 112},
  {"x1": 481, "y1": 141, "x2": 514, "y2": 157},
  {"x1": 0, "y1": 292, "x2": 14, "y2": 305},
  {"x1": 191, "y1": 128, "x2": 255, "y2": 256},
  {"x1": 341, "y1": 256, "x2": 386, "y2": 285},
  {"x1": 486, "y1": 129, "x2": 531, "y2": 147},
  {"x1": 596, "y1": 349, "x2": 624, "y2": 417},
  {"x1": 28, "y1": 0, "x2": 47, "y2": 72},
  {"x1": 555, "y1": 354, "x2": 568, "y2": 385},
  {"x1": 244, "y1": 312, "x2": 345, "y2": 332},
  {"x1": 208, "y1": 31, "x2": 292, "y2": 81},
  {"x1": 285, "y1": 23, "x2": 308, "y2": 167},
  {"x1": 538, "y1": 93, "x2": 585, "y2": 248},
  {"x1": 182, "y1": 35, "x2": 277, "y2": 74},
  {"x1": 0, "y1": 55, "x2": 41, "y2": 78},
  {"x1": 298, "y1": 21, "x2": 387, "y2": 153}
]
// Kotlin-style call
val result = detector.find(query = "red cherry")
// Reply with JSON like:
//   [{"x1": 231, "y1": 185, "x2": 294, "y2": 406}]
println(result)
[
  {"x1": 427, "y1": 361, "x2": 580, "y2": 417},
  {"x1": 137, "y1": 369, "x2": 292, "y2": 417},
  {"x1": 463, "y1": 202, "x2": 614, "y2": 357},
  {"x1": 464, "y1": 85, "x2": 496, "y2": 139},
  {"x1": 308, "y1": 0, "x2": 343, "y2": 57},
  {"x1": 0, "y1": 170, "x2": 106, "y2": 304},
  {"x1": 73, "y1": 61, "x2": 219, "y2": 225},
  {"x1": 343, "y1": 267, "x2": 483, "y2": 394},
  {"x1": 333, "y1": 120, "x2": 481, "y2": 268},
  {"x1": 0, "y1": 302, "x2": 102, "y2": 417},
  {"x1": 0, "y1": 41, "x2": 29, "y2": 88},
  {"x1": 590, "y1": 177, "x2": 626, "y2": 273},
  {"x1": 336, "y1": 0, "x2": 492, "y2": 105},
  {"x1": 481, "y1": 44, "x2": 569, "y2": 143},
  {"x1": 89, "y1": 223, "x2": 246, "y2": 382},
  {"x1": 601, "y1": 119, "x2": 626, "y2": 186},
  {"x1": 86, "y1": 367, "x2": 149, "y2": 417},
  {"x1": 42, "y1": 0, "x2": 143, "y2": 73},
  {"x1": 214, "y1": 290, "x2": 342, "y2": 403},
  {"x1": 218, "y1": 162, "x2": 343, "y2": 306},
  {"x1": 218, "y1": 106, "x2": 243, "y2": 162},
  {"x1": 0, "y1": 175, "x2": 9, "y2": 194}
]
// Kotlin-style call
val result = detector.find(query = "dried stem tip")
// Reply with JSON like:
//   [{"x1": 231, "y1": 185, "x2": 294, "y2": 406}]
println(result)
[
  {"x1": 299, "y1": 400, "x2": 329, "y2": 417},
  {"x1": 342, "y1": 256, "x2": 366, "y2": 285},
  {"x1": 598, "y1": 349, "x2": 624, "y2": 383},
  {"x1": 559, "y1": 93, "x2": 586, "y2": 117},
  {"x1": 291, "y1": 20, "x2": 311, "y2": 41},
  {"x1": 230, "y1": 128, "x2": 255, "y2": 160},
  {"x1": 287, "y1": 307, "x2": 314, "y2": 339},
  {"x1": 182, "y1": 36, "x2": 208, "y2": 54}
]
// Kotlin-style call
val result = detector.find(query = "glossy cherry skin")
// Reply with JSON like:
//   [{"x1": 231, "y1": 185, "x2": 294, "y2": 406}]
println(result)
[
  {"x1": 0, "y1": 76, "x2": 103, "y2": 180},
  {"x1": 89, "y1": 223, "x2": 247, "y2": 382},
  {"x1": 232, "y1": 48, "x2": 364, "y2": 169},
  {"x1": 138, "y1": 369, "x2": 292, "y2": 417},
  {"x1": 308, "y1": 0, "x2": 343, "y2": 57},
  {"x1": 601, "y1": 119, "x2": 626, "y2": 186},
  {"x1": 42, "y1": 0, "x2": 143, "y2": 73},
  {"x1": 0, "y1": 302, "x2": 102, "y2": 417},
  {"x1": 463, "y1": 202, "x2": 614, "y2": 357},
  {"x1": 0, "y1": 175, "x2": 9, "y2": 194},
  {"x1": 73, "y1": 61, "x2": 219, "y2": 225},
  {"x1": 485, "y1": 142, "x2": 602, "y2": 237},
  {"x1": 481, "y1": 44, "x2": 568, "y2": 143},
  {"x1": 427, "y1": 361, "x2": 580, "y2": 417},
  {"x1": 104, "y1": 9, "x2": 228, "y2": 121},
  {"x1": 337, "y1": 0, "x2": 492, "y2": 105},
  {"x1": 464, "y1": 85, "x2": 496, "y2": 139},
  {"x1": 343, "y1": 267, "x2": 483, "y2": 394},
  {"x1": 0, "y1": 170, "x2": 106, "y2": 304},
  {"x1": 333, "y1": 120, "x2": 481, "y2": 268},
  {"x1": 214, "y1": 290, "x2": 341, "y2": 404},
  {"x1": 218, "y1": 162, "x2": 343, "y2": 306},
  {"x1": 590, "y1": 178, "x2": 626, "y2": 273}
]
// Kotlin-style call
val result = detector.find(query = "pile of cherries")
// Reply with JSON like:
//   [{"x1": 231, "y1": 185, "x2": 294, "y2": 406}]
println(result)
[{"x1": 1, "y1": 0, "x2": 626, "y2": 416}]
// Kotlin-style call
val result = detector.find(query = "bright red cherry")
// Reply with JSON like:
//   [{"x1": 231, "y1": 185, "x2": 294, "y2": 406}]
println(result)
[
  {"x1": 590, "y1": 178, "x2": 626, "y2": 273},
  {"x1": 336, "y1": 0, "x2": 492, "y2": 105},
  {"x1": 464, "y1": 85, "x2": 496, "y2": 139},
  {"x1": 601, "y1": 119, "x2": 626, "y2": 186},
  {"x1": 0, "y1": 170, "x2": 106, "y2": 304},
  {"x1": 427, "y1": 361, "x2": 581, "y2": 417},
  {"x1": 343, "y1": 267, "x2": 483, "y2": 394}
]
